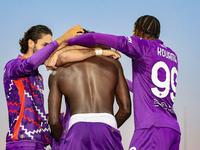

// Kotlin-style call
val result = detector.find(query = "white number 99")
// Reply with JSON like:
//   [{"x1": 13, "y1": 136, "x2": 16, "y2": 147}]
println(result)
[{"x1": 151, "y1": 61, "x2": 177, "y2": 102}]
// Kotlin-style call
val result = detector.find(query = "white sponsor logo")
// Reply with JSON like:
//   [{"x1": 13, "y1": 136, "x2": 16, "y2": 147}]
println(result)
[{"x1": 126, "y1": 36, "x2": 132, "y2": 43}]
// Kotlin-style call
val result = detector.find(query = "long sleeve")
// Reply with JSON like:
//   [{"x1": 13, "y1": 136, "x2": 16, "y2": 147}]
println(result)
[
  {"x1": 68, "y1": 33, "x2": 119, "y2": 50},
  {"x1": 5, "y1": 41, "x2": 58, "y2": 78},
  {"x1": 68, "y1": 33, "x2": 150, "y2": 60},
  {"x1": 29, "y1": 40, "x2": 58, "y2": 70}
]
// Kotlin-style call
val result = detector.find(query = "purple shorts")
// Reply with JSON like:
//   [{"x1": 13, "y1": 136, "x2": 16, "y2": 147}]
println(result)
[
  {"x1": 6, "y1": 140, "x2": 47, "y2": 150},
  {"x1": 129, "y1": 126, "x2": 181, "y2": 150},
  {"x1": 59, "y1": 122, "x2": 123, "y2": 150}
]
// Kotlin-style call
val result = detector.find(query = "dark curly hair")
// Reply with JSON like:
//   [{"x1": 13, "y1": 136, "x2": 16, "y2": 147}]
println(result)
[
  {"x1": 83, "y1": 28, "x2": 95, "y2": 33},
  {"x1": 19, "y1": 25, "x2": 52, "y2": 54},
  {"x1": 134, "y1": 15, "x2": 160, "y2": 39}
]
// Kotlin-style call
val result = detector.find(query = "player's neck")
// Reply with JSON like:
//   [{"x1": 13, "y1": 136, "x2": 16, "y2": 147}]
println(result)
[{"x1": 23, "y1": 49, "x2": 33, "y2": 58}]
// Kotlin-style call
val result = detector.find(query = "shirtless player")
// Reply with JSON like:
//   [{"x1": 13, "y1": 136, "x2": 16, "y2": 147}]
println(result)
[{"x1": 48, "y1": 54, "x2": 131, "y2": 149}]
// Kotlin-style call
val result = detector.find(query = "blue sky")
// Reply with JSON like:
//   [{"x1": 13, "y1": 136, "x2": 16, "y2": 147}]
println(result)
[{"x1": 0, "y1": 1, "x2": 200, "y2": 149}]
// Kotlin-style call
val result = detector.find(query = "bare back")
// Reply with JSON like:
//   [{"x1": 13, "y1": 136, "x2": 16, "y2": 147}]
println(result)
[{"x1": 53, "y1": 56, "x2": 120, "y2": 115}]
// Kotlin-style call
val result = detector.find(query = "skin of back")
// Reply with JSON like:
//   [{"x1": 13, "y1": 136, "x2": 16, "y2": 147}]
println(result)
[{"x1": 48, "y1": 55, "x2": 131, "y2": 140}]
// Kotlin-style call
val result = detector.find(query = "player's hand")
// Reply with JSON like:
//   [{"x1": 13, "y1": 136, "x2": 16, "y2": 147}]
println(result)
[
  {"x1": 64, "y1": 25, "x2": 84, "y2": 39},
  {"x1": 56, "y1": 25, "x2": 84, "y2": 46},
  {"x1": 102, "y1": 49, "x2": 121, "y2": 60},
  {"x1": 44, "y1": 55, "x2": 58, "y2": 71}
]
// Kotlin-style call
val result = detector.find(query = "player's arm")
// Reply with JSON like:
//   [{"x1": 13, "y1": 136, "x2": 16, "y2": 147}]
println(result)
[
  {"x1": 67, "y1": 33, "x2": 149, "y2": 59},
  {"x1": 56, "y1": 48, "x2": 121, "y2": 67},
  {"x1": 45, "y1": 45, "x2": 121, "y2": 70},
  {"x1": 5, "y1": 41, "x2": 59, "y2": 79},
  {"x1": 115, "y1": 62, "x2": 131, "y2": 128},
  {"x1": 67, "y1": 33, "x2": 119, "y2": 50},
  {"x1": 46, "y1": 25, "x2": 84, "y2": 59},
  {"x1": 55, "y1": 25, "x2": 84, "y2": 47},
  {"x1": 7, "y1": 25, "x2": 84, "y2": 78},
  {"x1": 31, "y1": 25, "x2": 84, "y2": 70},
  {"x1": 45, "y1": 45, "x2": 95, "y2": 70},
  {"x1": 48, "y1": 72, "x2": 63, "y2": 141}
]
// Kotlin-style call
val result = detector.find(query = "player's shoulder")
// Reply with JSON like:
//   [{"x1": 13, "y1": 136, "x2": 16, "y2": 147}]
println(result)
[
  {"x1": 49, "y1": 66, "x2": 63, "y2": 79},
  {"x1": 50, "y1": 70, "x2": 58, "y2": 76},
  {"x1": 5, "y1": 57, "x2": 20, "y2": 65},
  {"x1": 101, "y1": 56, "x2": 122, "y2": 68}
]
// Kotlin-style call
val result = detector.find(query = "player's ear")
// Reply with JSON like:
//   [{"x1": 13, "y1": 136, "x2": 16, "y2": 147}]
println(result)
[
  {"x1": 133, "y1": 29, "x2": 139, "y2": 37},
  {"x1": 28, "y1": 39, "x2": 34, "y2": 49}
]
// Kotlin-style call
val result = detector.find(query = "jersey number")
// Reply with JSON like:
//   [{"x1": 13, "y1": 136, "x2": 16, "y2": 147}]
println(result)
[{"x1": 151, "y1": 61, "x2": 177, "y2": 102}]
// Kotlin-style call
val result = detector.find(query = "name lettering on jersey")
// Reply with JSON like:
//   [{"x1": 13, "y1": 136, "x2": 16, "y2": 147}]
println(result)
[
  {"x1": 126, "y1": 36, "x2": 132, "y2": 43},
  {"x1": 157, "y1": 47, "x2": 177, "y2": 63}
]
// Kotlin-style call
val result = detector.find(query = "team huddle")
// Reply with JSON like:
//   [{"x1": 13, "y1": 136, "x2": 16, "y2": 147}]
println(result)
[{"x1": 4, "y1": 15, "x2": 181, "y2": 150}]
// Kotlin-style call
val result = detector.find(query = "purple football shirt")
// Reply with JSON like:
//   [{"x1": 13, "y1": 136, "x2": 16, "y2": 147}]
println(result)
[
  {"x1": 68, "y1": 33, "x2": 180, "y2": 133},
  {"x1": 4, "y1": 41, "x2": 58, "y2": 148}
]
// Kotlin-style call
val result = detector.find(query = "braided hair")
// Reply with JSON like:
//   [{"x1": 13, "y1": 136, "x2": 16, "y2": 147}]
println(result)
[
  {"x1": 19, "y1": 25, "x2": 52, "y2": 54},
  {"x1": 134, "y1": 15, "x2": 160, "y2": 39}
]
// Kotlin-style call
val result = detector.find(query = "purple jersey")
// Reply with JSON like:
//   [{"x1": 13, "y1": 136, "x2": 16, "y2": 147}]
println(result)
[
  {"x1": 68, "y1": 33, "x2": 180, "y2": 133},
  {"x1": 3, "y1": 41, "x2": 58, "y2": 148}
]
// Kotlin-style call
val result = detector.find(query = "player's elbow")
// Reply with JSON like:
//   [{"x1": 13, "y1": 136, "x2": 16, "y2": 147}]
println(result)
[
  {"x1": 49, "y1": 117, "x2": 62, "y2": 141},
  {"x1": 49, "y1": 118, "x2": 60, "y2": 128},
  {"x1": 56, "y1": 55, "x2": 69, "y2": 66},
  {"x1": 123, "y1": 103, "x2": 131, "y2": 118}
]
